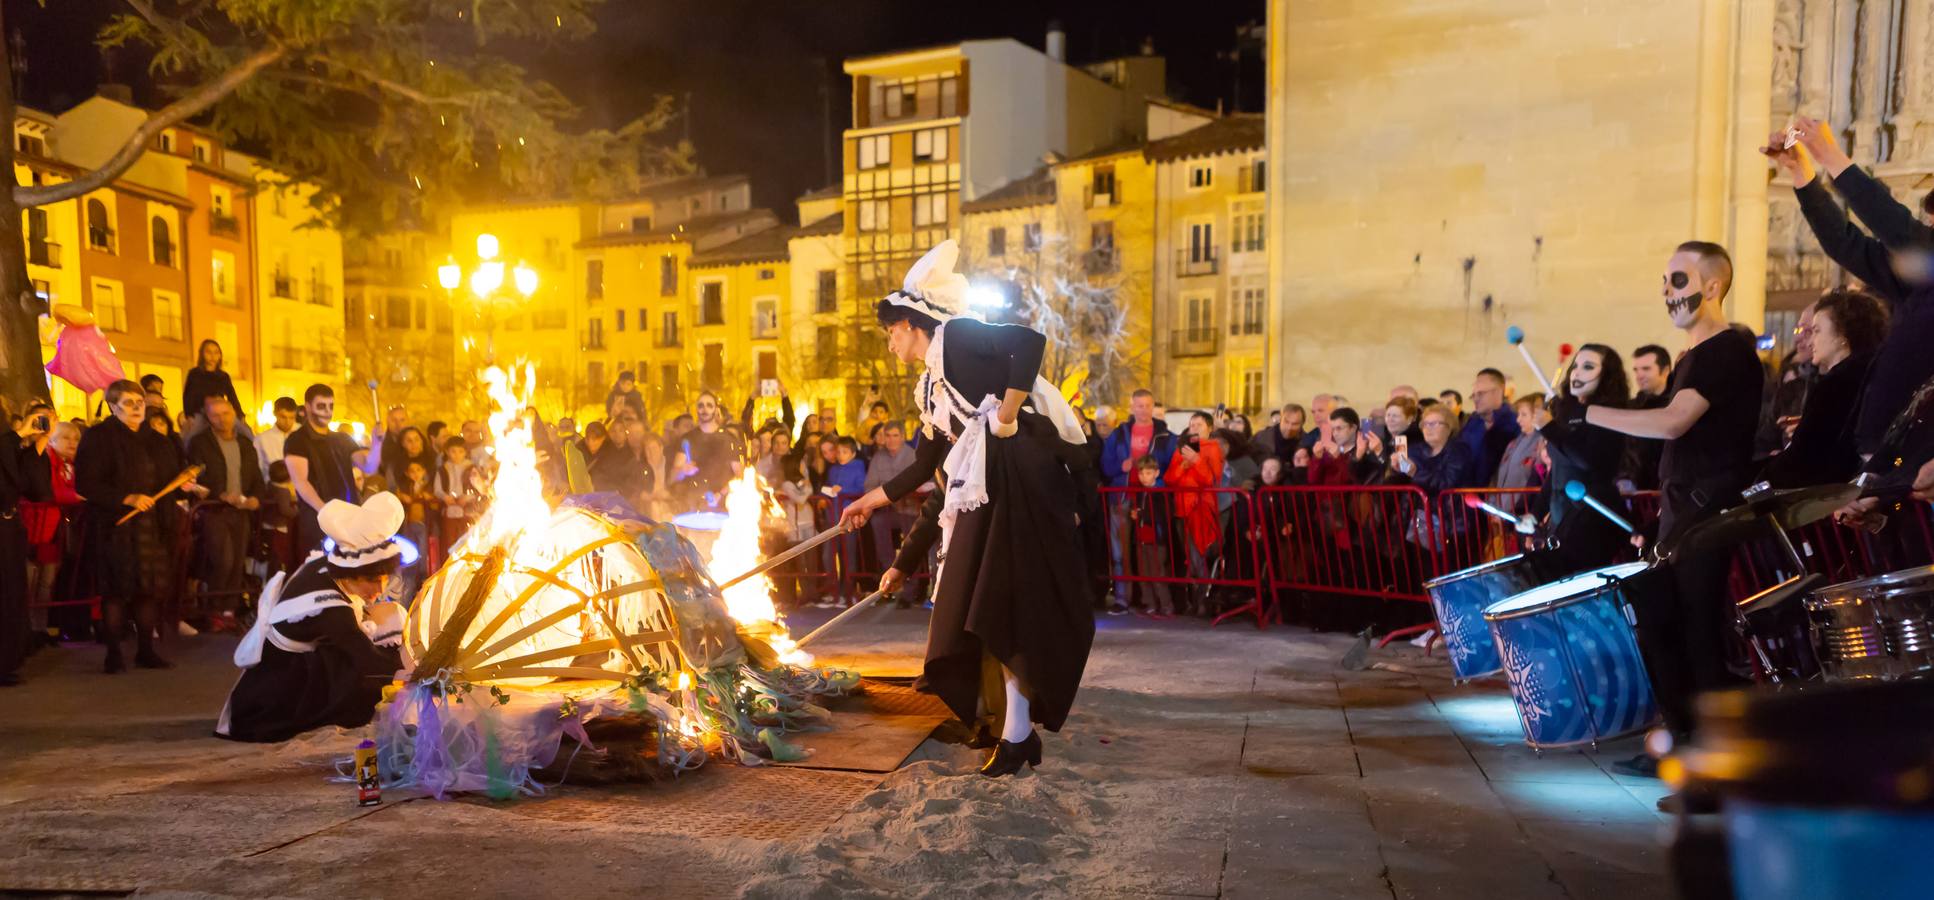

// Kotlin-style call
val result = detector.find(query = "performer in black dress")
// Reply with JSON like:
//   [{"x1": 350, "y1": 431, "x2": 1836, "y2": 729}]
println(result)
[
  {"x1": 1536, "y1": 343, "x2": 1632, "y2": 573},
  {"x1": 217, "y1": 492, "x2": 409, "y2": 742},
  {"x1": 74, "y1": 379, "x2": 203, "y2": 672},
  {"x1": 840, "y1": 240, "x2": 1097, "y2": 777}
]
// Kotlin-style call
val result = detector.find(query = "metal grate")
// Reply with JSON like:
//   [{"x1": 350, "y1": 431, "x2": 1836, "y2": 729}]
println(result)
[
  {"x1": 852, "y1": 678, "x2": 951, "y2": 718},
  {"x1": 485, "y1": 765, "x2": 879, "y2": 842}
]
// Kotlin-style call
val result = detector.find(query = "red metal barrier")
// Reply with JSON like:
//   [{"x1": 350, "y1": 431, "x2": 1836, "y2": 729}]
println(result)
[
  {"x1": 1100, "y1": 486, "x2": 1269, "y2": 628},
  {"x1": 1253, "y1": 484, "x2": 1442, "y2": 600},
  {"x1": 1433, "y1": 488, "x2": 1540, "y2": 573}
]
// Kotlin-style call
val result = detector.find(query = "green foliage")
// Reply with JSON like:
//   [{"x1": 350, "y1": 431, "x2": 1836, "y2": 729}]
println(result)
[{"x1": 91, "y1": 0, "x2": 688, "y2": 233}]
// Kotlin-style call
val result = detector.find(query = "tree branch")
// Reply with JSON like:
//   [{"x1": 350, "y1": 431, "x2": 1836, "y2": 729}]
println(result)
[{"x1": 13, "y1": 41, "x2": 287, "y2": 208}]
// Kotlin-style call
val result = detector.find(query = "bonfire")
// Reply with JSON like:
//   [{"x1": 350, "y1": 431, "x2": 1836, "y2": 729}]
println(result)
[{"x1": 374, "y1": 364, "x2": 855, "y2": 799}]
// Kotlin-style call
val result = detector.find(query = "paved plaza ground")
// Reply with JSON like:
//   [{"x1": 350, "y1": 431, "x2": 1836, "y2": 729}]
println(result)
[{"x1": 0, "y1": 609, "x2": 1676, "y2": 899}]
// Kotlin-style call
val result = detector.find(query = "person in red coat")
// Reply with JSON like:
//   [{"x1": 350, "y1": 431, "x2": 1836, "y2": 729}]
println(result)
[{"x1": 1165, "y1": 412, "x2": 1224, "y2": 610}]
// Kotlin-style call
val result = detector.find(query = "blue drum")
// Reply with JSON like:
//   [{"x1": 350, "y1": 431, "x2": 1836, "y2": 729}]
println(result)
[
  {"x1": 1423, "y1": 555, "x2": 1538, "y2": 681},
  {"x1": 1482, "y1": 563, "x2": 1658, "y2": 749}
]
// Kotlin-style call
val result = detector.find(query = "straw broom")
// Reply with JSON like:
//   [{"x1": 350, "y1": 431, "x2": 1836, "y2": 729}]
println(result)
[{"x1": 411, "y1": 544, "x2": 510, "y2": 681}]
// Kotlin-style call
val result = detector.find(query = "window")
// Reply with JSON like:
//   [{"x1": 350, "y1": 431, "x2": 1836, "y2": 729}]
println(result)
[
  {"x1": 815, "y1": 325, "x2": 838, "y2": 378},
  {"x1": 32, "y1": 278, "x2": 50, "y2": 305},
  {"x1": 660, "y1": 311, "x2": 680, "y2": 346},
  {"x1": 660, "y1": 254, "x2": 678, "y2": 296},
  {"x1": 434, "y1": 300, "x2": 453, "y2": 334},
  {"x1": 987, "y1": 227, "x2": 1007, "y2": 257},
  {"x1": 688, "y1": 198, "x2": 701, "y2": 215},
  {"x1": 883, "y1": 79, "x2": 915, "y2": 119},
  {"x1": 912, "y1": 193, "x2": 948, "y2": 227},
  {"x1": 940, "y1": 75, "x2": 958, "y2": 116},
  {"x1": 415, "y1": 296, "x2": 428, "y2": 328},
  {"x1": 156, "y1": 131, "x2": 174, "y2": 153},
  {"x1": 1188, "y1": 222, "x2": 1215, "y2": 263},
  {"x1": 632, "y1": 215, "x2": 653, "y2": 232},
  {"x1": 1022, "y1": 222, "x2": 1042, "y2": 252},
  {"x1": 16, "y1": 133, "x2": 44, "y2": 156},
  {"x1": 702, "y1": 344, "x2": 724, "y2": 389},
  {"x1": 1091, "y1": 166, "x2": 1117, "y2": 205},
  {"x1": 92, "y1": 279, "x2": 127, "y2": 332},
  {"x1": 586, "y1": 259, "x2": 604, "y2": 299},
  {"x1": 616, "y1": 309, "x2": 626, "y2": 332},
  {"x1": 588, "y1": 361, "x2": 605, "y2": 392},
  {"x1": 1185, "y1": 294, "x2": 1213, "y2": 333},
  {"x1": 1240, "y1": 158, "x2": 1267, "y2": 194},
  {"x1": 816, "y1": 269, "x2": 837, "y2": 313},
  {"x1": 1242, "y1": 370, "x2": 1264, "y2": 414},
  {"x1": 346, "y1": 292, "x2": 364, "y2": 325},
  {"x1": 586, "y1": 318, "x2": 605, "y2": 350},
  {"x1": 913, "y1": 128, "x2": 948, "y2": 162},
  {"x1": 1234, "y1": 287, "x2": 1265, "y2": 335},
  {"x1": 858, "y1": 199, "x2": 890, "y2": 232},
  {"x1": 857, "y1": 134, "x2": 890, "y2": 170},
  {"x1": 86, "y1": 198, "x2": 113, "y2": 251},
  {"x1": 1088, "y1": 221, "x2": 1116, "y2": 274},
  {"x1": 754, "y1": 298, "x2": 777, "y2": 338},
  {"x1": 192, "y1": 141, "x2": 209, "y2": 163},
  {"x1": 271, "y1": 188, "x2": 284, "y2": 217},
  {"x1": 660, "y1": 363, "x2": 681, "y2": 398},
  {"x1": 151, "y1": 216, "x2": 173, "y2": 266},
  {"x1": 152, "y1": 289, "x2": 184, "y2": 341},
  {"x1": 718, "y1": 193, "x2": 732, "y2": 211},
  {"x1": 212, "y1": 251, "x2": 237, "y2": 306},
  {"x1": 1188, "y1": 163, "x2": 1213, "y2": 189},
  {"x1": 758, "y1": 267, "x2": 774, "y2": 281},
  {"x1": 387, "y1": 295, "x2": 413, "y2": 329},
  {"x1": 699, "y1": 281, "x2": 724, "y2": 324},
  {"x1": 638, "y1": 308, "x2": 646, "y2": 331}
]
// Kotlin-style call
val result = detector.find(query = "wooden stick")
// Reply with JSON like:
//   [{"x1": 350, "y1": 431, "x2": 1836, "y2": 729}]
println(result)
[
  {"x1": 796, "y1": 590, "x2": 887, "y2": 648},
  {"x1": 715, "y1": 522, "x2": 850, "y2": 592},
  {"x1": 116, "y1": 465, "x2": 205, "y2": 525}
]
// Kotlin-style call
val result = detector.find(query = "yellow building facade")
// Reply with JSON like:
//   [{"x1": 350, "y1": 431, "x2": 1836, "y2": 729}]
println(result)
[{"x1": 233, "y1": 154, "x2": 345, "y2": 420}]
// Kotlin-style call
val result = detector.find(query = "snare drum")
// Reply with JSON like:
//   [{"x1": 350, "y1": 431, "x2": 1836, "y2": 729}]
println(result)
[
  {"x1": 1483, "y1": 563, "x2": 1659, "y2": 749},
  {"x1": 1807, "y1": 566, "x2": 1934, "y2": 682},
  {"x1": 1424, "y1": 555, "x2": 1539, "y2": 681}
]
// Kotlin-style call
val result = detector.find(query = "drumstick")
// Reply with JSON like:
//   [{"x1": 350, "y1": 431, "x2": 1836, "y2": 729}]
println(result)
[
  {"x1": 1565, "y1": 481, "x2": 1634, "y2": 534},
  {"x1": 1462, "y1": 493, "x2": 1536, "y2": 535},
  {"x1": 116, "y1": 465, "x2": 205, "y2": 525},
  {"x1": 1505, "y1": 326, "x2": 1557, "y2": 395}
]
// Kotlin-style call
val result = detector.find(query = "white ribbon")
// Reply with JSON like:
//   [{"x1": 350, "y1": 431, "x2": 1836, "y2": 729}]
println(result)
[{"x1": 232, "y1": 554, "x2": 350, "y2": 668}]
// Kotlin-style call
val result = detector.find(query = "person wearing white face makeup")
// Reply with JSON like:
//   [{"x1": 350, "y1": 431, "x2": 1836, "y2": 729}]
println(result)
[{"x1": 1535, "y1": 343, "x2": 1631, "y2": 572}]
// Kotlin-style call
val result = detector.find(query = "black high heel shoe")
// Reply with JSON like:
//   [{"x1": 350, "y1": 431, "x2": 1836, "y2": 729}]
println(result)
[{"x1": 978, "y1": 730, "x2": 1041, "y2": 777}]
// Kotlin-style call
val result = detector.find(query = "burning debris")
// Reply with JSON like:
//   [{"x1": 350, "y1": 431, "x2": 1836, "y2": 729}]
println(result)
[{"x1": 374, "y1": 364, "x2": 855, "y2": 799}]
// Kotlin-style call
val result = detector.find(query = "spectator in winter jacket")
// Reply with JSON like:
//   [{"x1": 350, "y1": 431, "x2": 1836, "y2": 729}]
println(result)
[
  {"x1": 1165, "y1": 412, "x2": 1226, "y2": 586},
  {"x1": 1308, "y1": 407, "x2": 1385, "y2": 486},
  {"x1": 1100, "y1": 389, "x2": 1177, "y2": 487}
]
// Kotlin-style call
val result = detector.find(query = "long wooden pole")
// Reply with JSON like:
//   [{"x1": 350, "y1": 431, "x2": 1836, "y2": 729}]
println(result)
[
  {"x1": 116, "y1": 465, "x2": 205, "y2": 525},
  {"x1": 796, "y1": 590, "x2": 887, "y2": 648},
  {"x1": 714, "y1": 522, "x2": 851, "y2": 592}
]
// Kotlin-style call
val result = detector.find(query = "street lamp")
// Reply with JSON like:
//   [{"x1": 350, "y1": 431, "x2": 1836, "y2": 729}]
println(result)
[{"x1": 438, "y1": 232, "x2": 542, "y2": 363}]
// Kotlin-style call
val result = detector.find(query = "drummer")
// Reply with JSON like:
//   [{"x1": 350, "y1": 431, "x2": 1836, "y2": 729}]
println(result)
[
  {"x1": 1536, "y1": 343, "x2": 1633, "y2": 573},
  {"x1": 1582, "y1": 242, "x2": 1764, "y2": 809}
]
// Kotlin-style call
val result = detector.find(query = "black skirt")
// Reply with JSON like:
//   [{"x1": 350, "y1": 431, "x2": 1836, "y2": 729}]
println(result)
[
  {"x1": 218, "y1": 606, "x2": 401, "y2": 743},
  {"x1": 919, "y1": 414, "x2": 1095, "y2": 732}
]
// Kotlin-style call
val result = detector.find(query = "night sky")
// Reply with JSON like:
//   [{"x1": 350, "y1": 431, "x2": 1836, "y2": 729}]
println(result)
[{"x1": 5, "y1": 0, "x2": 1265, "y2": 218}]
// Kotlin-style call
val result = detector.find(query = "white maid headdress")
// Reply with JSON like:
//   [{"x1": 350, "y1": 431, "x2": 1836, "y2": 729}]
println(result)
[{"x1": 883, "y1": 239, "x2": 981, "y2": 325}]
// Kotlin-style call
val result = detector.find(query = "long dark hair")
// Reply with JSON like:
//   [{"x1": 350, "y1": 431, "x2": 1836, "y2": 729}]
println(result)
[
  {"x1": 198, "y1": 339, "x2": 223, "y2": 371},
  {"x1": 1560, "y1": 343, "x2": 1631, "y2": 407}
]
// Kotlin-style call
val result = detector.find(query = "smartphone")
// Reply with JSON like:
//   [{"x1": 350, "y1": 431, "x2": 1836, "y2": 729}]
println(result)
[
  {"x1": 33, "y1": 414, "x2": 51, "y2": 432},
  {"x1": 1395, "y1": 434, "x2": 1408, "y2": 454}
]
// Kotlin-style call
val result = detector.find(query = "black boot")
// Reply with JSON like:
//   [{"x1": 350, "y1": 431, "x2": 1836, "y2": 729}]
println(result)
[
  {"x1": 978, "y1": 730, "x2": 1041, "y2": 777},
  {"x1": 134, "y1": 629, "x2": 172, "y2": 670}
]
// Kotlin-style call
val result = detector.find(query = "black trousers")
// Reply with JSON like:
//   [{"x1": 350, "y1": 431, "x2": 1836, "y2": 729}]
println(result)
[
  {"x1": 1630, "y1": 479, "x2": 1746, "y2": 737},
  {"x1": 0, "y1": 513, "x2": 27, "y2": 678},
  {"x1": 199, "y1": 506, "x2": 252, "y2": 609}
]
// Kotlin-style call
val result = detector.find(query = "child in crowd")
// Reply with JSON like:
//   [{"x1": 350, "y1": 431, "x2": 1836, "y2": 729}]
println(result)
[
  {"x1": 817, "y1": 437, "x2": 869, "y2": 605},
  {"x1": 776, "y1": 456, "x2": 823, "y2": 608},
  {"x1": 1127, "y1": 456, "x2": 1176, "y2": 617},
  {"x1": 434, "y1": 437, "x2": 476, "y2": 550},
  {"x1": 261, "y1": 460, "x2": 300, "y2": 573}
]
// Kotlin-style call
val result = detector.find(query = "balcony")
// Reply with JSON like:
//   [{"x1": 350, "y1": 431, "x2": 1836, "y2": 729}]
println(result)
[
  {"x1": 1177, "y1": 247, "x2": 1219, "y2": 278},
  {"x1": 87, "y1": 227, "x2": 115, "y2": 253},
  {"x1": 583, "y1": 331, "x2": 606, "y2": 351},
  {"x1": 209, "y1": 212, "x2": 239, "y2": 238},
  {"x1": 307, "y1": 280, "x2": 335, "y2": 307},
  {"x1": 1170, "y1": 327, "x2": 1219, "y2": 358},
  {"x1": 1084, "y1": 186, "x2": 1118, "y2": 209},
  {"x1": 154, "y1": 240, "x2": 176, "y2": 267},
  {"x1": 272, "y1": 273, "x2": 294, "y2": 299},
  {"x1": 270, "y1": 346, "x2": 331, "y2": 372},
  {"x1": 28, "y1": 240, "x2": 61, "y2": 268},
  {"x1": 656, "y1": 329, "x2": 680, "y2": 349}
]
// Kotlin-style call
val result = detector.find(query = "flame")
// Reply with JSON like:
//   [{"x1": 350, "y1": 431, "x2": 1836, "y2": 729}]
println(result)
[
  {"x1": 480, "y1": 364, "x2": 550, "y2": 547},
  {"x1": 712, "y1": 467, "x2": 810, "y2": 666}
]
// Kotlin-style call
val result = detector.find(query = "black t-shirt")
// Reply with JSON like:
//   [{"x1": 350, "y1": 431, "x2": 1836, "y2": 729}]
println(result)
[
  {"x1": 284, "y1": 425, "x2": 360, "y2": 509},
  {"x1": 681, "y1": 427, "x2": 745, "y2": 494},
  {"x1": 1660, "y1": 328, "x2": 1764, "y2": 485}
]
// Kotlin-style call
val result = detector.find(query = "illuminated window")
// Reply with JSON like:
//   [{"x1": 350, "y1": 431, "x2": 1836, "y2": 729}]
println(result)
[
  {"x1": 91, "y1": 278, "x2": 127, "y2": 332},
  {"x1": 152, "y1": 289, "x2": 184, "y2": 341}
]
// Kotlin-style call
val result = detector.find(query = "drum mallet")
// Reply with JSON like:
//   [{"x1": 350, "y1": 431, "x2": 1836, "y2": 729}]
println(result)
[
  {"x1": 1463, "y1": 493, "x2": 1536, "y2": 535},
  {"x1": 1565, "y1": 481, "x2": 1635, "y2": 534},
  {"x1": 796, "y1": 589, "x2": 888, "y2": 648},
  {"x1": 1505, "y1": 326, "x2": 1557, "y2": 396}
]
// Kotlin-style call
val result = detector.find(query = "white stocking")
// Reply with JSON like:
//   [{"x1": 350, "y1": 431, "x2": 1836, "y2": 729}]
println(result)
[{"x1": 1001, "y1": 667, "x2": 1033, "y2": 743}]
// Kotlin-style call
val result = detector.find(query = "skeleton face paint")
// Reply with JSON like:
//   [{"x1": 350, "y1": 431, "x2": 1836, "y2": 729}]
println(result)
[
  {"x1": 1568, "y1": 349, "x2": 1604, "y2": 400},
  {"x1": 1663, "y1": 268, "x2": 1703, "y2": 326}
]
